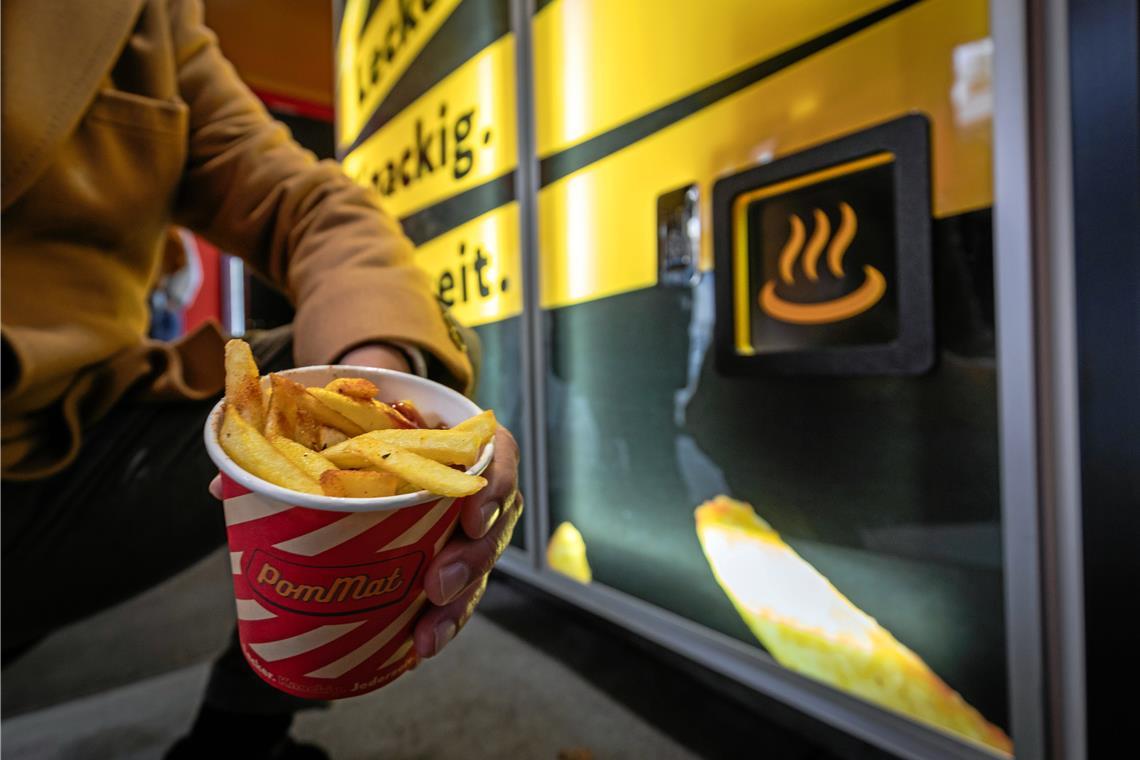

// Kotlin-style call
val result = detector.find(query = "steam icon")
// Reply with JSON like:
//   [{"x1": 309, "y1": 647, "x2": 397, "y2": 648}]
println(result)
[{"x1": 759, "y1": 202, "x2": 886, "y2": 324}]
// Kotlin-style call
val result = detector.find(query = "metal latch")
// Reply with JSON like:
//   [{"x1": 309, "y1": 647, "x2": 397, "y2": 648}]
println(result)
[{"x1": 657, "y1": 183, "x2": 701, "y2": 288}]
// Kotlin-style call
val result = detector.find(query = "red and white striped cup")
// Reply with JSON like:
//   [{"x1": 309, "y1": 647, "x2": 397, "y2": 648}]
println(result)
[{"x1": 203, "y1": 366, "x2": 493, "y2": 700}]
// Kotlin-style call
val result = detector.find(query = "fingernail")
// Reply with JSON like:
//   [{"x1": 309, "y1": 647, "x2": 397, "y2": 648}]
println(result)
[
  {"x1": 433, "y1": 620, "x2": 457, "y2": 654},
  {"x1": 438, "y1": 563, "x2": 469, "y2": 602},
  {"x1": 479, "y1": 501, "x2": 501, "y2": 535}
]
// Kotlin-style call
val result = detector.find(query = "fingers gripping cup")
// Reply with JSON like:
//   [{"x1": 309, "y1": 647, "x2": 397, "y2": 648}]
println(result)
[{"x1": 204, "y1": 365, "x2": 493, "y2": 700}]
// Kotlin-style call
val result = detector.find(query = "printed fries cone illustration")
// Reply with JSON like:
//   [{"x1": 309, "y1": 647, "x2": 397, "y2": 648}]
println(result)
[
  {"x1": 547, "y1": 521, "x2": 592, "y2": 584},
  {"x1": 695, "y1": 496, "x2": 1012, "y2": 755},
  {"x1": 205, "y1": 364, "x2": 494, "y2": 699}
]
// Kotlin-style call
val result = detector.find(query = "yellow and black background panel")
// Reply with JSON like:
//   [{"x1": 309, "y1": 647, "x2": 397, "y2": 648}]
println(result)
[
  {"x1": 334, "y1": 0, "x2": 1007, "y2": 735},
  {"x1": 532, "y1": 0, "x2": 1007, "y2": 736}
]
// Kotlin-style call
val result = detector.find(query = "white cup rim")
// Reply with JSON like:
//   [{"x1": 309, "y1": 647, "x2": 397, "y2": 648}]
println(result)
[{"x1": 204, "y1": 365, "x2": 494, "y2": 513}]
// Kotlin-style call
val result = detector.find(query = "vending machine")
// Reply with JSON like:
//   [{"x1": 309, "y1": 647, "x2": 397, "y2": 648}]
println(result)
[{"x1": 334, "y1": 1, "x2": 1133, "y2": 757}]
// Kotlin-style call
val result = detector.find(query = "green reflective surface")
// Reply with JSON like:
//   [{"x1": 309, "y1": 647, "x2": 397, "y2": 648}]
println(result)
[{"x1": 543, "y1": 211, "x2": 1008, "y2": 731}]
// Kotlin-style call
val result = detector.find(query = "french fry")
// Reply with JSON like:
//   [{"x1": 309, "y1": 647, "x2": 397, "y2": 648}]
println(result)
[
  {"x1": 323, "y1": 429, "x2": 481, "y2": 468},
  {"x1": 218, "y1": 340, "x2": 495, "y2": 501},
  {"x1": 349, "y1": 443, "x2": 487, "y2": 497},
  {"x1": 224, "y1": 339, "x2": 266, "y2": 431},
  {"x1": 269, "y1": 435, "x2": 337, "y2": 482},
  {"x1": 318, "y1": 425, "x2": 349, "y2": 450},
  {"x1": 452, "y1": 410, "x2": 497, "y2": 446},
  {"x1": 265, "y1": 374, "x2": 321, "y2": 449},
  {"x1": 299, "y1": 391, "x2": 366, "y2": 436},
  {"x1": 324, "y1": 377, "x2": 379, "y2": 400},
  {"x1": 219, "y1": 406, "x2": 320, "y2": 494},
  {"x1": 319, "y1": 469, "x2": 400, "y2": 498},
  {"x1": 307, "y1": 387, "x2": 401, "y2": 432}
]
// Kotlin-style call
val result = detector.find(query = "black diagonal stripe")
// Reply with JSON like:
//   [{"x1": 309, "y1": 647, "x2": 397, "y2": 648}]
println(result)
[
  {"x1": 535, "y1": 0, "x2": 557, "y2": 13},
  {"x1": 539, "y1": 0, "x2": 923, "y2": 187},
  {"x1": 358, "y1": 0, "x2": 383, "y2": 39},
  {"x1": 400, "y1": 172, "x2": 516, "y2": 246},
  {"x1": 341, "y1": 0, "x2": 511, "y2": 158}
]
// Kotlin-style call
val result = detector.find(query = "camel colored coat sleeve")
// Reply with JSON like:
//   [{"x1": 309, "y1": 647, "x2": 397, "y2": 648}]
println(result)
[{"x1": 169, "y1": 0, "x2": 471, "y2": 389}]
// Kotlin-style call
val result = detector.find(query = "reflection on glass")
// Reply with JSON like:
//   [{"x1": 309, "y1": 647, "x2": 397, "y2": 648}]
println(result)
[{"x1": 543, "y1": 212, "x2": 1007, "y2": 740}]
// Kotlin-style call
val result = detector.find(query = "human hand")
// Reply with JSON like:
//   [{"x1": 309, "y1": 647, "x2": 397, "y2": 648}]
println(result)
[
  {"x1": 343, "y1": 345, "x2": 525, "y2": 659},
  {"x1": 412, "y1": 425, "x2": 522, "y2": 658}
]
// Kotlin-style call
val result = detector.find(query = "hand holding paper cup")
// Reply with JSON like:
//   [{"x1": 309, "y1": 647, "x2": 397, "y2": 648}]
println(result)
[{"x1": 204, "y1": 340, "x2": 495, "y2": 699}]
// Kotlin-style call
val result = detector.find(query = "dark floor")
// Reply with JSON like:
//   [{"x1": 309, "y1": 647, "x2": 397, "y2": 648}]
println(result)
[{"x1": 1, "y1": 548, "x2": 888, "y2": 760}]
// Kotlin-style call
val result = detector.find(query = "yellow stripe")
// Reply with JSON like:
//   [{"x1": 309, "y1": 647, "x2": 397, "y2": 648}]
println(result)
[
  {"x1": 533, "y1": 0, "x2": 896, "y2": 157},
  {"x1": 801, "y1": 209, "x2": 830, "y2": 282},
  {"x1": 538, "y1": 0, "x2": 989, "y2": 311},
  {"x1": 337, "y1": 0, "x2": 464, "y2": 150},
  {"x1": 778, "y1": 215, "x2": 806, "y2": 285},
  {"x1": 733, "y1": 199, "x2": 755, "y2": 355},
  {"x1": 734, "y1": 153, "x2": 895, "y2": 209},
  {"x1": 412, "y1": 202, "x2": 522, "y2": 327},
  {"x1": 760, "y1": 266, "x2": 886, "y2": 324},
  {"x1": 342, "y1": 35, "x2": 518, "y2": 220},
  {"x1": 827, "y1": 203, "x2": 858, "y2": 277}
]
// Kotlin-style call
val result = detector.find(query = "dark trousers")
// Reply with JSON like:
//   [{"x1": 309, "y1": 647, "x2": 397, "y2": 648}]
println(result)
[{"x1": 2, "y1": 326, "x2": 312, "y2": 715}]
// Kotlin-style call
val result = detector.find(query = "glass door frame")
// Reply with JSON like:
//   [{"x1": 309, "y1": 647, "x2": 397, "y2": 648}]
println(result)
[{"x1": 323, "y1": 0, "x2": 1087, "y2": 757}]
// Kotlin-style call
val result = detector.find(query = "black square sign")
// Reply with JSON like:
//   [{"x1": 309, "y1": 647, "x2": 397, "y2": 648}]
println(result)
[{"x1": 713, "y1": 115, "x2": 934, "y2": 376}]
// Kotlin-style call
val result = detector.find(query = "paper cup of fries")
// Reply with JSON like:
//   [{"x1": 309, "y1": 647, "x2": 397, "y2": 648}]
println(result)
[{"x1": 204, "y1": 345, "x2": 495, "y2": 700}]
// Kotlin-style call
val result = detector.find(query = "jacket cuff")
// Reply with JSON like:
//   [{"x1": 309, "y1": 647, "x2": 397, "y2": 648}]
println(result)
[
  {"x1": 387, "y1": 341, "x2": 428, "y2": 377},
  {"x1": 293, "y1": 273, "x2": 473, "y2": 395}
]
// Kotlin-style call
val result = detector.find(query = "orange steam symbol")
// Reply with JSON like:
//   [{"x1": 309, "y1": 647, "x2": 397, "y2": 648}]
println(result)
[{"x1": 759, "y1": 203, "x2": 886, "y2": 324}]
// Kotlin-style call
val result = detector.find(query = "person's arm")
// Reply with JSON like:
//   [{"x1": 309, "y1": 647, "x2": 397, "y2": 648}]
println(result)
[
  {"x1": 177, "y1": 1, "x2": 520, "y2": 657},
  {"x1": 168, "y1": 0, "x2": 469, "y2": 390}
]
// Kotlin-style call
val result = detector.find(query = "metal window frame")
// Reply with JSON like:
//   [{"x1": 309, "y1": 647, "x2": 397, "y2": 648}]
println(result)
[{"x1": 993, "y1": 0, "x2": 1087, "y2": 758}]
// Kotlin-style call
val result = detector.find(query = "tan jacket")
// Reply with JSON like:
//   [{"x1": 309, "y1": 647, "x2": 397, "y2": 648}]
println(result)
[{"x1": 1, "y1": 0, "x2": 472, "y2": 480}]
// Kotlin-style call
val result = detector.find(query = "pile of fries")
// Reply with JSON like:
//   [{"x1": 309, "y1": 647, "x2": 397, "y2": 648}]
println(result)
[{"x1": 217, "y1": 340, "x2": 494, "y2": 498}]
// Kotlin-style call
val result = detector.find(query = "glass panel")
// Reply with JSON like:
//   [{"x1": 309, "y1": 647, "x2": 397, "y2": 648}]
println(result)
[
  {"x1": 535, "y1": 0, "x2": 1009, "y2": 753},
  {"x1": 335, "y1": 0, "x2": 527, "y2": 547}
]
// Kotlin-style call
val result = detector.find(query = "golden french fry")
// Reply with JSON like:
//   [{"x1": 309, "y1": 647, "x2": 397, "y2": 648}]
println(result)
[
  {"x1": 319, "y1": 469, "x2": 400, "y2": 498},
  {"x1": 298, "y1": 390, "x2": 366, "y2": 436},
  {"x1": 318, "y1": 425, "x2": 349, "y2": 450},
  {"x1": 307, "y1": 387, "x2": 401, "y2": 432},
  {"x1": 269, "y1": 435, "x2": 336, "y2": 482},
  {"x1": 349, "y1": 443, "x2": 486, "y2": 497},
  {"x1": 224, "y1": 339, "x2": 266, "y2": 431},
  {"x1": 452, "y1": 410, "x2": 497, "y2": 446},
  {"x1": 395, "y1": 481, "x2": 421, "y2": 495},
  {"x1": 219, "y1": 406, "x2": 320, "y2": 494},
  {"x1": 265, "y1": 374, "x2": 321, "y2": 449},
  {"x1": 323, "y1": 429, "x2": 481, "y2": 468},
  {"x1": 324, "y1": 377, "x2": 379, "y2": 400}
]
